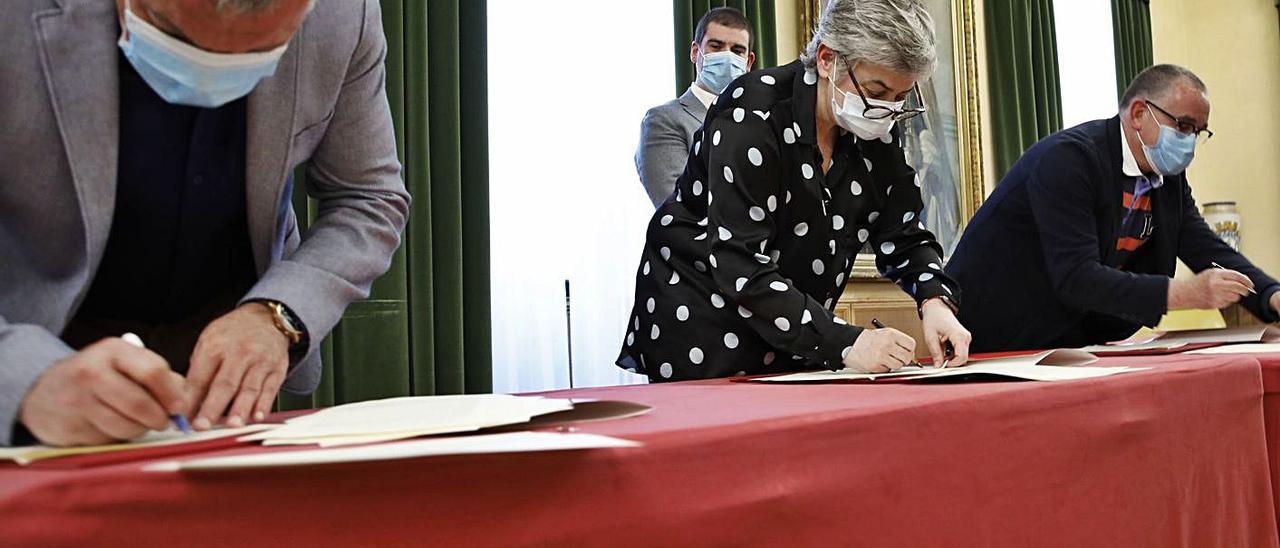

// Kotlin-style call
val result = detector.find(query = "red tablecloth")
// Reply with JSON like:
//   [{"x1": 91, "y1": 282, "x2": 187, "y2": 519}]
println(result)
[
  {"x1": 0, "y1": 355, "x2": 1276, "y2": 547},
  {"x1": 1228, "y1": 351, "x2": 1280, "y2": 533}
]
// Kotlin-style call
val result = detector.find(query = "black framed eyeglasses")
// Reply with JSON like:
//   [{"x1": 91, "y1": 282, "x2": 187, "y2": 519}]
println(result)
[
  {"x1": 842, "y1": 57, "x2": 926, "y2": 122},
  {"x1": 1145, "y1": 100, "x2": 1214, "y2": 145}
]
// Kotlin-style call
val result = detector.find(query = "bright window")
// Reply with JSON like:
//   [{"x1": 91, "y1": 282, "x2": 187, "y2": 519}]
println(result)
[
  {"x1": 1054, "y1": 0, "x2": 1120, "y2": 127},
  {"x1": 488, "y1": 1, "x2": 675, "y2": 393}
]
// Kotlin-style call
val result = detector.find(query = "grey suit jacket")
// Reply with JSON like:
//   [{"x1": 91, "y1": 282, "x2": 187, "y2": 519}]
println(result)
[
  {"x1": 635, "y1": 88, "x2": 708, "y2": 207},
  {"x1": 0, "y1": 0, "x2": 411, "y2": 445}
]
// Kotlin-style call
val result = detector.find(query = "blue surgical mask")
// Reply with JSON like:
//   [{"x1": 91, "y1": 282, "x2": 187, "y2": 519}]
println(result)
[
  {"x1": 117, "y1": 3, "x2": 288, "y2": 108},
  {"x1": 1138, "y1": 108, "x2": 1197, "y2": 176},
  {"x1": 697, "y1": 50, "x2": 748, "y2": 94}
]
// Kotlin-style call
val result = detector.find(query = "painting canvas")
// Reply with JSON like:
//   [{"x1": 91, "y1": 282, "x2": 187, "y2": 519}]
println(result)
[{"x1": 800, "y1": 0, "x2": 986, "y2": 275}]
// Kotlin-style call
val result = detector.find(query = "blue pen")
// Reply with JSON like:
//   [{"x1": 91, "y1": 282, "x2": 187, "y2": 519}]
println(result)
[{"x1": 121, "y1": 332, "x2": 193, "y2": 434}]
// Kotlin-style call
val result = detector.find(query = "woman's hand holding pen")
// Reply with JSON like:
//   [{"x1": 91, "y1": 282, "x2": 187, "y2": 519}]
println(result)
[
  {"x1": 844, "y1": 322, "x2": 916, "y2": 373},
  {"x1": 920, "y1": 298, "x2": 971, "y2": 368}
]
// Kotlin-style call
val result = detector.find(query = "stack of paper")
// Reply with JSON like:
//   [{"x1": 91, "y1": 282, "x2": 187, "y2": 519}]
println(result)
[
  {"x1": 1159, "y1": 324, "x2": 1280, "y2": 344},
  {"x1": 1083, "y1": 325, "x2": 1280, "y2": 356},
  {"x1": 752, "y1": 349, "x2": 1147, "y2": 383},
  {"x1": 241, "y1": 394, "x2": 576, "y2": 447},
  {"x1": 1188, "y1": 343, "x2": 1280, "y2": 355},
  {"x1": 145, "y1": 432, "x2": 641, "y2": 472},
  {"x1": 1078, "y1": 339, "x2": 1192, "y2": 356}
]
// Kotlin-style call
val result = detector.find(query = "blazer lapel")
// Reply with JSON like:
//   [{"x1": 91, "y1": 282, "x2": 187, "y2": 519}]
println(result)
[
  {"x1": 1100, "y1": 117, "x2": 1127, "y2": 267},
  {"x1": 244, "y1": 33, "x2": 300, "y2": 273},
  {"x1": 1147, "y1": 173, "x2": 1184, "y2": 277},
  {"x1": 33, "y1": 0, "x2": 121, "y2": 273},
  {"x1": 678, "y1": 88, "x2": 708, "y2": 124}
]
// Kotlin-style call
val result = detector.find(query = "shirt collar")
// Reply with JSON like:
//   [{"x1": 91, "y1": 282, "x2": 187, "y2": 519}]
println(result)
[
  {"x1": 689, "y1": 83, "x2": 717, "y2": 109},
  {"x1": 1120, "y1": 122, "x2": 1164, "y2": 184},
  {"x1": 790, "y1": 61, "x2": 818, "y2": 145}
]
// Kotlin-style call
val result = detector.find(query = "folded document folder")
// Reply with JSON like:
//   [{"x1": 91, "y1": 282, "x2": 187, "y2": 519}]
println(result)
[{"x1": 751, "y1": 349, "x2": 1146, "y2": 383}]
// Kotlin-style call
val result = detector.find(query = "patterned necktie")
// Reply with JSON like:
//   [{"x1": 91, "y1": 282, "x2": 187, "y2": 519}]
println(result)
[{"x1": 1124, "y1": 175, "x2": 1155, "y2": 225}]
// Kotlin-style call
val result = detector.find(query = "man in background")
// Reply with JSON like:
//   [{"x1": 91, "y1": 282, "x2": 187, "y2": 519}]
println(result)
[
  {"x1": 636, "y1": 7, "x2": 754, "y2": 207},
  {"x1": 946, "y1": 64, "x2": 1280, "y2": 352}
]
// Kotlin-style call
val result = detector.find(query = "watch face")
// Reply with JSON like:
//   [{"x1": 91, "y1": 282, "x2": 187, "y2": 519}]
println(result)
[
  {"x1": 277, "y1": 305, "x2": 298, "y2": 330},
  {"x1": 270, "y1": 302, "x2": 303, "y2": 343}
]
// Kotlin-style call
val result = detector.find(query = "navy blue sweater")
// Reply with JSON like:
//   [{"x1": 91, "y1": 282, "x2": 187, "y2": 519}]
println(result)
[{"x1": 947, "y1": 117, "x2": 1280, "y2": 352}]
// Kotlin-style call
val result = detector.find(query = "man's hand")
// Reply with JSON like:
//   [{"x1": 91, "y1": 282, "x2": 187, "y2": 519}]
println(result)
[
  {"x1": 920, "y1": 298, "x2": 971, "y2": 368},
  {"x1": 1169, "y1": 268, "x2": 1254, "y2": 310},
  {"x1": 187, "y1": 303, "x2": 289, "y2": 430},
  {"x1": 1271, "y1": 290, "x2": 1280, "y2": 317},
  {"x1": 844, "y1": 326, "x2": 916, "y2": 373},
  {"x1": 18, "y1": 338, "x2": 185, "y2": 447}
]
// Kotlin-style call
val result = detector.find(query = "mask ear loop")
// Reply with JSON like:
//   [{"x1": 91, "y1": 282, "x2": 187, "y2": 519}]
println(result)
[
  {"x1": 1134, "y1": 105, "x2": 1166, "y2": 177},
  {"x1": 1135, "y1": 106, "x2": 1157, "y2": 148},
  {"x1": 1142, "y1": 110, "x2": 1172, "y2": 187},
  {"x1": 827, "y1": 56, "x2": 851, "y2": 111},
  {"x1": 118, "y1": 0, "x2": 135, "y2": 42}
]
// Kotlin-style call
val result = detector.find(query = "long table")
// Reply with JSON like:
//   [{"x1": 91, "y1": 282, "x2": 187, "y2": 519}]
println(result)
[
  {"x1": 1, "y1": 354, "x2": 1276, "y2": 547},
  {"x1": 1227, "y1": 350, "x2": 1280, "y2": 533},
  {"x1": 1134, "y1": 348, "x2": 1280, "y2": 535}
]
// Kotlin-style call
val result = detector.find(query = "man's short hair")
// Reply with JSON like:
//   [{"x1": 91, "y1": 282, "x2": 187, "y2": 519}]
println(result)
[
  {"x1": 1120, "y1": 64, "x2": 1208, "y2": 108},
  {"x1": 215, "y1": 0, "x2": 280, "y2": 13},
  {"x1": 693, "y1": 7, "x2": 753, "y2": 50},
  {"x1": 213, "y1": 0, "x2": 316, "y2": 15}
]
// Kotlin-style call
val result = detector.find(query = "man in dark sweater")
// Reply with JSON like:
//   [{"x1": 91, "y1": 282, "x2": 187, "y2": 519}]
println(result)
[{"x1": 947, "y1": 64, "x2": 1280, "y2": 352}]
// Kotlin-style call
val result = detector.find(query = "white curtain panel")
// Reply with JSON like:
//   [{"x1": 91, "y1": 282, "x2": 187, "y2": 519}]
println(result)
[
  {"x1": 1055, "y1": 0, "x2": 1120, "y2": 127},
  {"x1": 488, "y1": 0, "x2": 674, "y2": 393}
]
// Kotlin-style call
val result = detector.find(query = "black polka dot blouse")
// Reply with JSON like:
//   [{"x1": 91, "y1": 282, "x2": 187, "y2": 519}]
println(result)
[{"x1": 616, "y1": 60, "x2": 961, "y2": 382}]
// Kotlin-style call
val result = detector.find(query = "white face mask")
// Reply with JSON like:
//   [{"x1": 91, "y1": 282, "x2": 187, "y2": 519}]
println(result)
[{"x1": 828, "y1": 72, "x2": 903, "y2": 141}]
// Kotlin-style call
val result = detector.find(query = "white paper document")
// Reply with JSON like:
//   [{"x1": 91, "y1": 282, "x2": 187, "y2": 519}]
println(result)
[
  {"x1": 1078, "y1": 340, "x2": 1191, "y2": 355},
  {"x1": 0, "y1": 424, "x2": 275, "y2": 465},
  {"x1": 1082, "y1": 325, "x2": 1280, "y2": 356},
  {"x1": 241, "y1": 394, "x2": 576, "y2": 447},
  {"x1": 1095, "y1": 325, "x2": 1280, "y2": 347},
  {"x1": 145, "y1": 432, "x2": 641, "y2": 471},
  {"x1": 1187, "y1": 343, "x2": 1280, "y2": 355},
  {"x1": 1156, "y1": 325, "x2": 1280, "y2": 345},
  {"x1": 752, "y1": 349, "x2": 1145, "y2": 383}
]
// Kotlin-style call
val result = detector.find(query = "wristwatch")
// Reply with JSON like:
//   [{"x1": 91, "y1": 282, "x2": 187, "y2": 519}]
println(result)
[{"x1": 258, "y1": 300, "x2": 305, "y2": 346}]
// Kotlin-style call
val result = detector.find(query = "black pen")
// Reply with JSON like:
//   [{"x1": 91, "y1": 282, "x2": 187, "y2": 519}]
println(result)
[{"x1": 869, "y1": 318, "x2": 932, "y2": 368}]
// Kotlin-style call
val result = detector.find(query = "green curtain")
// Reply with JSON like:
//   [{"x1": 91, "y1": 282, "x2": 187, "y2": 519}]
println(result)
[
  {"x1": 673, "y1": 0, "x2": 778, "y2": 96},
  {"x1": 1111, "y1": 0, "x2": 1152, "y2": 100},
  {"x1": 984, "y1": 0, "x2": 1063, "y2": 181},
  {"x1": 280, "y1": 0, "x2": 492, "y2": 410}
]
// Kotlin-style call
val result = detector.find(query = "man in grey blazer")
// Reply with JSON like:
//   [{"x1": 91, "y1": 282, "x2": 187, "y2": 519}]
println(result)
[
  {"x1": 0, "y1": 0, "x2": 409, "y2": 446},
  {"x1": 636, "y1": 7, "x2": 754, "y2": 207}
]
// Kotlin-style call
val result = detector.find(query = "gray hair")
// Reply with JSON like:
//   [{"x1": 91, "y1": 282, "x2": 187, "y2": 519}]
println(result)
[
  {"x1": 214, "y1": 0, "x2": 315, "y2": 14},
  {"x1": 800, "y1": 0, "x2": 937, "y2": 79},
  {"x1": 214, "y1": 0, "x2": 277, "y2": 13},
  {"x1": 1120, "y1": 63, "x2": 1208, "y2": 108}
]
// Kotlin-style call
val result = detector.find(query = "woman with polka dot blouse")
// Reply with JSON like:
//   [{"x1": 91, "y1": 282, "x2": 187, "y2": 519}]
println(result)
[{"x1": 617, "y1": 0, "x2": 972, "y2": 382}]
